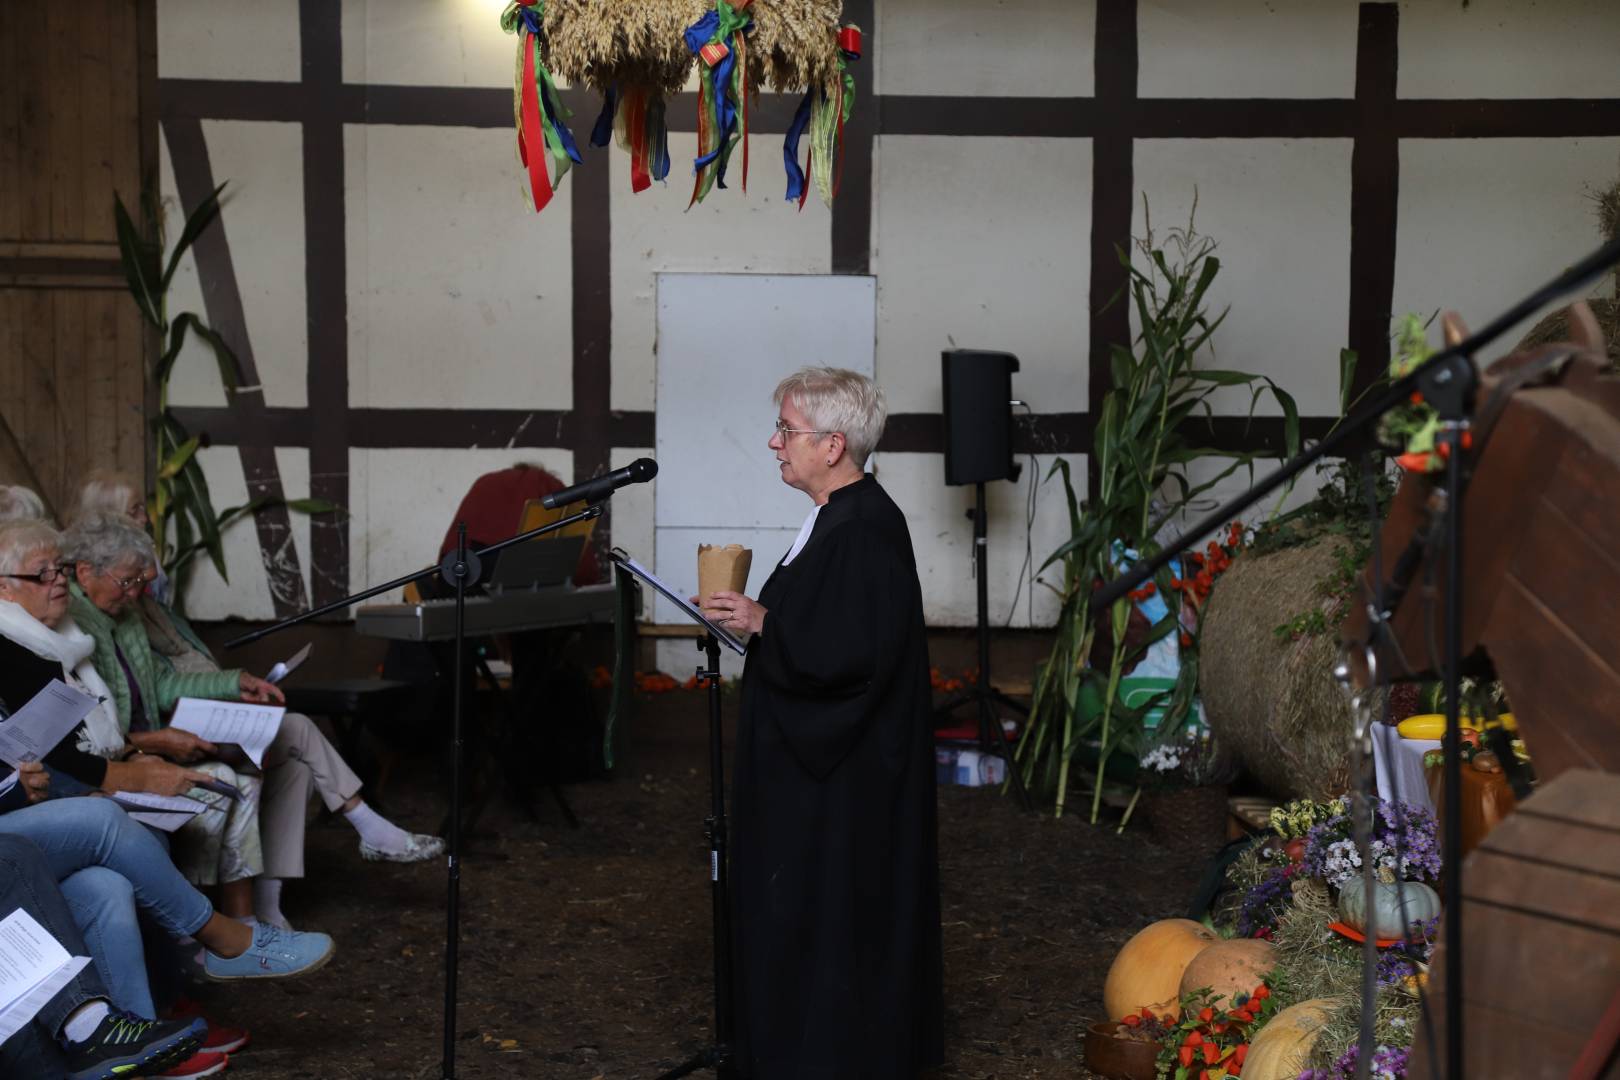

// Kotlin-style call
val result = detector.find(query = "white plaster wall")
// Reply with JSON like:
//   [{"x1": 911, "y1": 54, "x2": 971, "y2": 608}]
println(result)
[
  {"x1": 1398, "y1": 0, "x2": 1620, "y2": 99},
  {"x1": 1131, "y1": 139, "x2": 1355, "y2": 418},
  {"x1": 876, "y1": 0, "x2": 1096, "y2": 97},
  {"x1": 158, "y1": 0, "x2": 301, "y2": 83},
  {"x1": 341, "y1": 0, "x2": 516, "y2": 89},
  {"x1": 345, "y1": 125, "x2": 575, "y2": 410},
  {"x1": 1138, "y1": 0, "x2": 1359, "y2": 99},
  {"x1": 161, "y1": 121, "x2": 310, "y2": 409},
  {"x1": 608, "y1": 137, "x2": 833, "y2": 415},
  {"x1": 178, "y1": 447, "x2": 313, "y2": 621},
  {"x1": 1393, "y1": 138, "x2": 1620, "y2": 355},
  {"x1": 872, "y1": 135, "x2": 1091, "y2": 415}
]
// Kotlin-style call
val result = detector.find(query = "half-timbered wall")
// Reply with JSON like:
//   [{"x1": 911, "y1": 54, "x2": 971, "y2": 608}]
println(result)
[{"x1": 152, "y1": 0, "x2": 1620, "y2": 626}]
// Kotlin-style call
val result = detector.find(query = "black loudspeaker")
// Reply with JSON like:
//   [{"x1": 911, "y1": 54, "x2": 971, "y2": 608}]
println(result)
[{"x1": 942, "y1": 349, "x2": 1020, "y2": 486}]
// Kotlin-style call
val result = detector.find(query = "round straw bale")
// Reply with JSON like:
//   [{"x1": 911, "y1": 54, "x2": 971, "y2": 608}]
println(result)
[{"x1": 1199, "y1": 536, "x2": 1375, "y2": 800}]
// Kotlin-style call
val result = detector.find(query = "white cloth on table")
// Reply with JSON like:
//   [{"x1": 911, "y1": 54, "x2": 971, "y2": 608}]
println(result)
[{"x1": 1372, "y1": 722, "x2": 1438, "y2": 814}]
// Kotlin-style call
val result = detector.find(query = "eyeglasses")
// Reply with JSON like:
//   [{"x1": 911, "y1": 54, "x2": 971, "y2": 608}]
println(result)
[
  {"x1": 2, "y1": 564, "x2": 73, "y2": 585},
  {"x1": 773, "y1": 418, "x2": 832, "y2": 438},
  {"x1": 102, "y1": 569, "x2": 155, "y2": 592}
]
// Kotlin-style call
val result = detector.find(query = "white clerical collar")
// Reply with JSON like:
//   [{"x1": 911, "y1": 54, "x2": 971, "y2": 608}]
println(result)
[{"x1": 781, "y1": 504, "x2": 822, "y2": 566}]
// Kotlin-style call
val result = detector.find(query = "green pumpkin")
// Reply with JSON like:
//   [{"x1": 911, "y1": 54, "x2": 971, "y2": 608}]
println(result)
[{"x1": 1337, "y1": 878, "x2": 1441, "y2": 939}]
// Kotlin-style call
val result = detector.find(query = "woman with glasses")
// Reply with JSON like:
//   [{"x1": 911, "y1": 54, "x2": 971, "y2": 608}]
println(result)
[
  {"x1": 695, "y1": 368, "x2": 944, "y2": 1080},
  {"x1": 0, "y1": 519, "x2": 336, "y2": 1027},
  {"x1": 62, "y1": 515, "x2": 276, "y2": 919}
]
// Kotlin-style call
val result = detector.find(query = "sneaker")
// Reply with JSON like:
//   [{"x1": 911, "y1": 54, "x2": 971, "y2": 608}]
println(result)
[
  {"x1": 62, "y1": 1010, "x2": 206, "y2": 1080},
  {"x1": 203, "y1": 922, "x2": 335, "y2": 981},
  {"x1": 359, "y1": 831, "x2": 446, "y2": 863},
  {"x1": 199, "y1": 1021, "x2": 249, "y2": 1056},
  {"x1": 157, "y1": 1050, "x2": 229, "y2": 1077}
]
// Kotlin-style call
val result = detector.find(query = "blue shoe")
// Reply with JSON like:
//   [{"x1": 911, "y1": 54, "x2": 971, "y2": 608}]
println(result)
[
  {"x1": 204, "y1": 922, "x2": 335, "y2": 981},
  {"x1": 61, "y1": 1010, "x2": 207, "y2": 1079}
]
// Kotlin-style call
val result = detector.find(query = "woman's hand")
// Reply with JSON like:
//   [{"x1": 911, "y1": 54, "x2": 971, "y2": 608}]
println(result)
[
  {"x1": 128, "y1": 728, "x2": 218, "y2": 764},
  {"x1": 130, "y1": 758, "x2": 216, "y2": 797},
  {"x1": 238, "y1": 672, "x2": 285, "y2": 705},
  {"x1": 18, "y1": 761, "x2": 50, "y2": 804},
  {"x1": 695, "y1": 590, "x2": 767, "y2": 637}
]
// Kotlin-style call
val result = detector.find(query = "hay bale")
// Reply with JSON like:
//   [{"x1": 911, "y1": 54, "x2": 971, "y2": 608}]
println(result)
[
  {"x1": 544, "y1": 0, "x2": 705, "y2": 96},
  {"x1": 748, "y1": 1, "x2": 843, "y2": 93},
  {"x1": 1514, "y1": 298, "x2": 1620, "y2": 370},
  {"x1": 1200, "y1": 536, "x2": 1371, "y2": 800}
]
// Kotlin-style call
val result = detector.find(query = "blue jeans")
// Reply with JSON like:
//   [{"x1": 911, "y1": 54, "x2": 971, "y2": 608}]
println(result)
[
  {"x1": 58, "y1": 867, "x2": 156, "y2": 1020},
  {"x1": 0, "y1": 835, "x2": 109, "y2": 1079},
  {"x1": 0, "y1": 797, "x2": 214, "y2": 943}
]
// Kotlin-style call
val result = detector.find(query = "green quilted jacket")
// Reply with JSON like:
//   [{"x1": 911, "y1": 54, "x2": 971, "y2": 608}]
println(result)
[{"x1": 67, "y1": 585, "x2": 240, "y2": 733}]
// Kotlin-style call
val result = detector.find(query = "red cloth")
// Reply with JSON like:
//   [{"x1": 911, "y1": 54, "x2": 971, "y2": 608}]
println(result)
[{"x1": 438, "y1": 465, "x2": 601, "y2": 585}]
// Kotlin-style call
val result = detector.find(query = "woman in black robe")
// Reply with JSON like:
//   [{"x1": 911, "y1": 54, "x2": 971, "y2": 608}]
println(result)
[{"x1": 700, "y1": 367, "x2": 944, "y2": 1079}]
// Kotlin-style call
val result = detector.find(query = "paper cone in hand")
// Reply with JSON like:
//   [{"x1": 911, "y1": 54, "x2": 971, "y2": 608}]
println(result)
[{"x1": 698, "y1": 544, "x2": 752, "y2": 616}]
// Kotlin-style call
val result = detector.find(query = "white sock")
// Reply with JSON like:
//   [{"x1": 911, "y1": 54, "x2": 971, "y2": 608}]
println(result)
[
  {"x1": 61, "y1": 1000, "x2": 111, "y2": 1044},
  {"x1": 344, "y1": 800, "x2": 413, "y2": 854},
  {"x1": 253, "y1": 877, "x2": 292, "y2": 931}
]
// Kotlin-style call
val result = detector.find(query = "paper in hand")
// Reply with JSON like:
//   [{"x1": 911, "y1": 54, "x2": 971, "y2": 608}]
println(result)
[
  {"x1": 0, "y1": 680, "x2": 98, "y2": 767},
  {"x1": 110, "y1": 791, "x2": 207, "y2": 832},
  {"x1": 266, "y1": 643, "x2": 312, "y2": 685},
  {"x1": 169, "y1": 698, "x2": 285, "y2": 768},
  {"x1": 0, "y1": 909, "x2": 93, "y2": 1043}
]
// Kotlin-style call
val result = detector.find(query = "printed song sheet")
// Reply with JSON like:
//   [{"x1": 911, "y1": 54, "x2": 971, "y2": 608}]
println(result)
[
  {"x1": 110, "y1": 791, "x2": 207, "y2": 832},
  {"x1": 0, "y1": 909, "x2": 92, "y2": 1043},
  {"x1": 169, "y1": 699, "x2": 285, "y2": 767},
  {"x1": 0, "y1": 680, "x2": 98, "y2": 767}
]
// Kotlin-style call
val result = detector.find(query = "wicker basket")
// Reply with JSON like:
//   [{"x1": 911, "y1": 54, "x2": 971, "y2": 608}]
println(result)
[{"x1": 1142, "y1": 784, "x2": 1229, "y2": 861}]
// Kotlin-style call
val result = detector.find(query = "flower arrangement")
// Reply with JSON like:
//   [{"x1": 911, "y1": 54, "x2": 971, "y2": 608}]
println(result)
[
  {"x1": 1156, "y1": 984, "x2": 1278, "y2": 1080},
  {"x1": 1139, "y1": 718, "x2": 1235, "y2": 791},
  {"x1": 1236, "y1": 861, "x2": 1300, "y2": 940},
  {"x1": 1270, "y1": 797, "x2": 1348, "y2": 841},
  {"x1": 1299, "y1": 799, "x2": 1441, "y2": 890},
  {"x1": 1297, "y1": 1042, "x2": 1411, "y2": 1080}
]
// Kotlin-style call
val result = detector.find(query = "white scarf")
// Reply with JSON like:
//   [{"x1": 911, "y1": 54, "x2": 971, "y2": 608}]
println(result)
[{"x1": 0, "y1": 600, "x2": 126, "y2": 757}]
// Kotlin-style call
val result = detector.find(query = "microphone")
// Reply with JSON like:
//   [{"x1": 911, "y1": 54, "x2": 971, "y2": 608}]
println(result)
[{"x1": 541, "y1": 457, "x2": 658, "y2": 509}]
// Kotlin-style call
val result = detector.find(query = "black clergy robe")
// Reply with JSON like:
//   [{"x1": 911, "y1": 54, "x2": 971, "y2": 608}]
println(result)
[{"x1": 730, "y1": 474, "x2": 945, "y2": 1080}]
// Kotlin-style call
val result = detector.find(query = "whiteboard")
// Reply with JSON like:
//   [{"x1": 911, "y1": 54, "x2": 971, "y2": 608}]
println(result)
[{"x1": 653, "y1": 273, "x2": 876, "y2": 673}]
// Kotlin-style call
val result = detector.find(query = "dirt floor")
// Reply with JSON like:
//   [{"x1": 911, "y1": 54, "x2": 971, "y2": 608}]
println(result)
[{"x1": 207, "y1": 685, "x2": 1190, "y2": 1080}]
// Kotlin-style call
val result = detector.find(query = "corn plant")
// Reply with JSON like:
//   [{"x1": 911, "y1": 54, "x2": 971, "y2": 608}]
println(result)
[
  {"x1": 1015, "y1": 202, "x2": 1300, "y2": 820},
  {"x1": 114, "y1": 183, "x2": 333, "y2": 596}
]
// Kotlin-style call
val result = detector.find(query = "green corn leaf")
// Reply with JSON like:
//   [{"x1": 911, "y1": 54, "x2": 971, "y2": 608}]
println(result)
[
  {"x1": 184, "y1": 317, "x2": 241, "y2": 392},
  {"x1": 162, "y1": 182, "x2": 227, "y2": 291},
  {"x1": 1338, "y1": 348, "x2": 1360, "y2": 417},
  {"x1": 113, "y1": 195, "x2": 161, "y2": 327},
  {"x1": 158, "y1": 436, "x2": 200, "y2": 480},
  {"x1": 284, "y1": 497, "x2": 342, "y2": 515}
]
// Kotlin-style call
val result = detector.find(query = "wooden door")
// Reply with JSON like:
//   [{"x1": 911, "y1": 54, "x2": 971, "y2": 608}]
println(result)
[{"x1": 0, "y1": 0, "x2": 156, "y2": 519}]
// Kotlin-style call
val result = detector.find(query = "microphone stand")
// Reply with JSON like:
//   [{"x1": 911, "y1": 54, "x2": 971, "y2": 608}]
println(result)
[
  {"x1": 223, "y1": 501, "x2": 605, "y2": 1080},
  {"x1": 1090, "y1": 233, "x2": 1620, "y2": 1080}
]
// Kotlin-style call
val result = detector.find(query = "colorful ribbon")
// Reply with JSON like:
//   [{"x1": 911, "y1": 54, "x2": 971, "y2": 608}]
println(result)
[
  {"x1": 590, "y1": 85, "x2": 670, "y2": 193},
  {"x1": 782, "y1": 25, "x2": 861, "y2": 208},
  {"x1": 684, "y1": 0, "x2": 754, "y2": 206},
  {"x1": 500, "y1": 0, "x2": 581, "y2": 213}
]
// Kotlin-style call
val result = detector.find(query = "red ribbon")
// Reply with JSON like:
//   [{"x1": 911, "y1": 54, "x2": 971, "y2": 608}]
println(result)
[
  {"x1": 518, "y1": 35, "x2": 553, "y2": 213},
  {"x1": 838, "y1": 26, "x2": 862, "y2": 59},
  {"x1": 798, "y1": 148, "x2": 812, "y2": 211},
  {"x1": 627, "y1": 88, "x2": 651, "y2": 194}
]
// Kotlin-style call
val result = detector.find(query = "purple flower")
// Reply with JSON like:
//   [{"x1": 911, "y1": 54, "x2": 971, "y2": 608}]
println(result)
[{"x1": 1297, "y1": 1043, "x2": 1411, "y2": 1080}]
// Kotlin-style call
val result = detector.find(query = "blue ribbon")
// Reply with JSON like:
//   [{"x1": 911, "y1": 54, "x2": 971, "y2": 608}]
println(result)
[
  {"x1": 590, "y1": 85, "x2": 618, "y2": 149},
  {"x1": 539, "y1": 77, "x2": 582, "y2": 164},
  {"x1": 517, "y1": 4, "x2": 542, "y2": 35},
  {"x1": 684, "y1": 10, "x2": 747, "y2": 190},
  {"x1": 782, "y1": 89, "x2": 814, "y2": 201},
  {"x1": 648, "y1": 96, "x2": 671, "y2": 181}
]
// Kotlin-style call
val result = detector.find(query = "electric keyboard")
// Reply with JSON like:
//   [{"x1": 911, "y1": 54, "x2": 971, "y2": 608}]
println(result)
[{"x1": 354, "y1": 583, "x2": 616, "y2": 641}]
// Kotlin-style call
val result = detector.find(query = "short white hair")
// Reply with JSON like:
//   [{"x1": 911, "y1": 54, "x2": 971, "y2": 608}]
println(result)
[
  {"x1": 0, "y1": 520, "x2": 62, "y2": 574},
  {"x1": 0, "y1": 486, "x2": 47, "y2": 524},
  {"x1": 62, "y1": 514, "x2": 156, "y2": 574},
  {"x1": 773, "y1": 367, "x2": 887, "y2": 469},
  {"x1": 75, "y1": 469, "x2": 142, "y2": 524}
]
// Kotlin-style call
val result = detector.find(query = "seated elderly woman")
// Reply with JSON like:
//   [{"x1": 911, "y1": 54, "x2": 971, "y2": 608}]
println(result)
[
  {"x1": 63, "y1": 512, "x2": 441, "y2": 932},
  {"x1": 0, "y1": 521, "x2": 335, "y2": 1017},
  {"x1": 0, "y1": 482, "x2": 48, "y2": 524}
]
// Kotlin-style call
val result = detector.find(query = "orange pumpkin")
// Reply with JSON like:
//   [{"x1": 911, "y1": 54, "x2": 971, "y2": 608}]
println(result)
[
  {"x1": 1103, "y1": 919, "x2": 1219, "y2": 1020},
  {"x1": 1177, "y1": 938, "x2": 1276, "y2": 1011}
]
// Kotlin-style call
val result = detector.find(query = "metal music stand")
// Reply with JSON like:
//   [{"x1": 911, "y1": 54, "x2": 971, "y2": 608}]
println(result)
[
  {"x1": 607, "y1": 550, "x2": 747, "y2": 1080},
  {"x1": 222, "y1": 502, "x2": 605, "y2": 1080},
  {"x1": 1092, "y1": 234, "x2": 1620, "y2": 1080}
]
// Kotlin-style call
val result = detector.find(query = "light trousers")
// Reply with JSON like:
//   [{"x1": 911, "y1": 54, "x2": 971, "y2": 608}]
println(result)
[{"x1": 260, "y1": 711, "x2": 364, "y2": 879}]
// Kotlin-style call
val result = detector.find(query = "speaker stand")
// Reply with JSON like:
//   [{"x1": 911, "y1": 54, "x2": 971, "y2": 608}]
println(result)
[{"x1": 932, "y1": 482, "x2": 1033, "y2": 811}]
